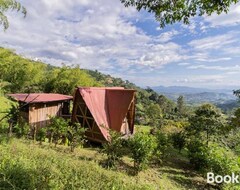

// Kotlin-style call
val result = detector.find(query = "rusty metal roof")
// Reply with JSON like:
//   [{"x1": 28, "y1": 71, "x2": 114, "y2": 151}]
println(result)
[{"x1": 8, "y1": 93, "x2": 73, "y2": 103}]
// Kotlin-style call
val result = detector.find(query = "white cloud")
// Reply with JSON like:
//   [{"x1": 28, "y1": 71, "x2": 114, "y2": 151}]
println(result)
[
  {"x1": 154, "y1": 30, "x2": 180, "y2": 43},
  {"x1": 178, "y1": 62, "x2": 190, "y2": 66},
  {"x1": 187, "y1": 64, "x2": 240, "y2": 72},
  {"x1": 176, "y1": 75, "x2": 225, "y2": 85},
  {"x1": 1, "y1": 0, "x2": 240, "y2": 88},
  {"x1": 204, "y1": 2, "x2": 240, "y2": 27},
  {"x1": 194, "y1": 57, "x2": 232, "y2": 62},
  {"x1": 181, "y1": 19, "x2": 197, "y2": 34},
  {"x1": 188, "y1": 33, "x2": 237, "y2": 51},
  {"x1": 0, "y1": 0, "x2": 186, "y2": 72}
]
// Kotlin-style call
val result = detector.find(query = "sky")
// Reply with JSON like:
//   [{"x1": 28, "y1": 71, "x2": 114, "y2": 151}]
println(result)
[{"x1": 1, "y1": 0, "x2": 240, "y2": 89}]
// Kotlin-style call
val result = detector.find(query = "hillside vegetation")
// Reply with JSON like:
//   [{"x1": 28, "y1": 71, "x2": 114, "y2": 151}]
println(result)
[
  {"x1": 0, "y1": 137, "x2": 207, "y2": 190},
  {"x1": 0, "y1": 47, "x2": 100, "y2": 94},
  {"x1": 1, "y1": 47, "x2": 240, "y2": 190}
]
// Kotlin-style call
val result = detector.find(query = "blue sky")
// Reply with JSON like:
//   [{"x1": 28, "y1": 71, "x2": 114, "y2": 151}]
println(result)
[{"x1": 1, "y1": 0, "x2": 240, "y2": 89}]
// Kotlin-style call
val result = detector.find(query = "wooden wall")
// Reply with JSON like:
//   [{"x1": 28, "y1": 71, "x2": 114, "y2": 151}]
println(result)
[{"x1": 28, "y1": 102, "x2": 62, "y2": 128}]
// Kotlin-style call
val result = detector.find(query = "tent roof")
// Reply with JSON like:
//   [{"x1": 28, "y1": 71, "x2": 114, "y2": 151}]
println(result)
[
  {"x1": 8, "y1": 93, "x2": 73, "y2": 103},
  {"x1": 77, "y1": 87, "x2": 135, "y2": 140}
]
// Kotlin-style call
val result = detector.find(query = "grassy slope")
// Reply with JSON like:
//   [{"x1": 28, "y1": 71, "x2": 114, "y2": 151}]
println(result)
[{"x1": 0, "y1": 138, "x2": 207, "y2": 190}]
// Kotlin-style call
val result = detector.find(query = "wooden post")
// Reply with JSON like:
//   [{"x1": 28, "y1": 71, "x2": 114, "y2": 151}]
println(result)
[{"x1": 8, "y1": 119, "x2": 13, "y2": 137}]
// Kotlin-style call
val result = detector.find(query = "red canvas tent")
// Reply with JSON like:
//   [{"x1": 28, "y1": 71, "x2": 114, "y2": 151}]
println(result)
[{"x1": 72, "y1": 87, "x2": 136, "y2": 142}]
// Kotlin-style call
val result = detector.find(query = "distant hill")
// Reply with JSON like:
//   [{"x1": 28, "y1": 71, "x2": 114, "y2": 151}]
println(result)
[
  {"x1": 151, "y1": 85, "x2": 237, "y2": 106},
  {"x1": 217, "y1": 99, "x2": 240, "y2": 113},
  {"x1": 151, "y1": 85, "x2": 234, "y2": 94}
]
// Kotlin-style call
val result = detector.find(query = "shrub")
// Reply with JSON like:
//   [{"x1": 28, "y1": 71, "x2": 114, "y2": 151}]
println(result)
[
  {"x1": 187, "y1": 139, "x2": 209, "y2": 171},
  {"x1": 14, "y1": 122, "x2": 29, "y2": 138},
  {"x1": 154, "y1": 131, "x2": 170, "y2": 159},
  {"x1": 67, "y1": 123, "x2": 86, "y2": 152},
  {"x1": 171, "y1": 131, "x2": 186, "y2": 153},
  {"x1": 36, "y1": 127, "x2": 47, "y2": 145},
  {"x1": 207, "y1": 144, "x2": 239, "y2": 176},
  {"x1": 0, "y1": 120, "x2": 9, "y2": 134},
  {"x1": 47, "y1": 117, "x2": 69, "y2": 146},
  {"x1": 101, "y1": 130, "x2": 124, "y2": 168},
  {"x1": 187, "y1": 139, "x2": 239, "y2": 179},
  {"x1": 128, "y1": 132, "x2": 156, "y2": 173}
]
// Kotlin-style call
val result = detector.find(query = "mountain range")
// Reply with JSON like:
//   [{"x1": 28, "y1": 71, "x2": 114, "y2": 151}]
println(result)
[{"x1": 151, "y1": 85, "x2": 238, "y2": 106}]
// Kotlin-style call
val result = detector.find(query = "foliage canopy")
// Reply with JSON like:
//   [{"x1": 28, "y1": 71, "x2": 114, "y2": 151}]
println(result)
[
  {"x1": 0, "y1": 0, "x2": 26, "y2": 30},
  {"x1": 120, "y1": 0, "x2": 239, "y2": 27}
]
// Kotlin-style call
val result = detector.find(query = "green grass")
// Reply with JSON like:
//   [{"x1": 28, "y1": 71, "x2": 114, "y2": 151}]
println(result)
[
  {"x1": 0, "y1": 97, "x2": 208, "y2": 189},
  {"x1": 0, "y1": 137, "x2": 208, "y2": 190},
  {"x1": 135, "y1": 125, "x2": 151, "y2": 133}
]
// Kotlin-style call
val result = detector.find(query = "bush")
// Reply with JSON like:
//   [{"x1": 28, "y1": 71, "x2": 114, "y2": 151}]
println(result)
[
  {"x1": 67, "y1": 123, "x2": 86, "y2": 152},
  {"x1": 36, "y1": 127, "x2": 47, "y2": 145},
  {"x1": 188, "y1": 139, "x2": 239, "y2": 180},
  {"x1": 14, "y1": 122, "x2": 29, "y2": 138},
  {"x1": 154, "y1": 131, "x2": 170, "y2": 159},
  {"x1": 208, "y1": 144, "x2": 239, "y2": 176},
  {"x1": 187, "y1": 139, "x2": 209, "y2": 171},
  {"x1": 101, "y1": 130, "x2": 125, "y2": 168},
  {"x1": 171, "y1": 131, "x2": 186, "y2": 153},
  {"x1": 128, "y1": 132, "x2": 156, "y2": 173},
  {"x1": 47, "y1": 117, "x2": 69, "y2": 146},
  {"x1": 0, "y1": 120, "x2": 9, "y2": 134}
]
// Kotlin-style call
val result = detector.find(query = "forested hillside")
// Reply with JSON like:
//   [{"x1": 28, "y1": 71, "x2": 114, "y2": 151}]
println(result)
[
  {"x1": 0, "y1": 47, "x2": 181, "y2": 125},
  {"x1": 0, "y1": 47, "x2": 100, "y2": 94},
  {"x1": 1, "y1": 47, "x2": 240, "y2": 189}
]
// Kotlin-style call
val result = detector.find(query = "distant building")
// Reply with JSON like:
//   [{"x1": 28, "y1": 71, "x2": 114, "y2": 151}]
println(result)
[{"x1": 8, "y1": 93, "x2": 73, "y2": 129}]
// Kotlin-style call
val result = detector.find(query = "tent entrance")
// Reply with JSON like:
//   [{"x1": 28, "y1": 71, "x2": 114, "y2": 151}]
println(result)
[{"x1": 73, "y1": 93, "x2": 106, "y2": 142}]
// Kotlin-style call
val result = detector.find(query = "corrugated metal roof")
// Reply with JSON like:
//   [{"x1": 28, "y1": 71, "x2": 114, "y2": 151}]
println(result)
[{"x1": 8, "y1": 93, "x2": 73, "y2": 103}]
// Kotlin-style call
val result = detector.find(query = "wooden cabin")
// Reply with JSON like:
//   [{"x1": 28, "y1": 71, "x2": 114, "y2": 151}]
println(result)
[
  {"x1": 8, "y1": 93, "x2": 73, "y2": 129},
  {"x1": 72, "y1": 87, "x2": 136, "y2": 143}
]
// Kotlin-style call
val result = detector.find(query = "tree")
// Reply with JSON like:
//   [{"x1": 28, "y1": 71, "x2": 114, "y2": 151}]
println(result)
[
  {"x1": 121, "y1": 0, "x2": 239, "y2": 28},
  {"x1": 172, "y1": 131, "x2": 186, "y2": 153},
  {"x1": 67, "y1": 123, "x2": 86, "y2": 152},
  {"x1": 234, "y1": 89, "x2": 240, "y2": 99},
  {"x1": 158, "y1": 95, "x2": 175, "y2": 118},
  {"x1": 177, "y1": 95, "x2": 185, "y2": 117},
  {"x1": 101, "y1": 130, "x2": 125, "y2": 168},
  {"x1": 128, "y1": 132, "x2": 156, "y2": 174},
  {"x1": 145, "y1": 87, "x2": 159, "y2": 102},
  {"x1": 0, "y1": 0, "x2": 26, "y2": 30},
  {"x1": 43, "y1": 65, "x2": 100, "y2": 95},
  {"x1": 0, "y1": 48, "x2": 46, "y2": 93},
  {"x1": 187, "y1": 104, "x2": 225, "y2": 146},
  {"x1": 146, "y1": 103, "x2": 162, "y2": 127}
]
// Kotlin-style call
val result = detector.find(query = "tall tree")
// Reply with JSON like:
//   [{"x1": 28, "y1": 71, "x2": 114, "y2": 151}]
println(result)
[
  {"x1": 158, "y1": 94, "x2": 175, "y2": 117},
  {"x1": 177, "y1": 95, "x2": 185, "y2": 117},
  {"x1": 0, "y1": 0, "x2": 26, "y2": 30},
  {"x1": 120, "y1": 0, "x2": 239, "y2": 28}
]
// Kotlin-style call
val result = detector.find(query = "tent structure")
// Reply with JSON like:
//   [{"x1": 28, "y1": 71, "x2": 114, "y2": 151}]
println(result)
[{"x1": 72, "y1": 87, "x2": 136, "y2": 142}]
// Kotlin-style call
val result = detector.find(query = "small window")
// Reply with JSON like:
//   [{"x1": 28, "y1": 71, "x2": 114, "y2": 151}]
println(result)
[{"x1": 20, "y1": 103, "x2": 29, "y2": 113}]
